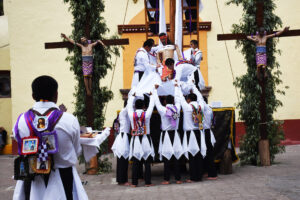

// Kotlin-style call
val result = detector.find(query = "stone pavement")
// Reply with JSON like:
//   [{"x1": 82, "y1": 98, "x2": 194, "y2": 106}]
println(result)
[{"x1": 1, "y1": 145, "x2": 300, "y2": 200}]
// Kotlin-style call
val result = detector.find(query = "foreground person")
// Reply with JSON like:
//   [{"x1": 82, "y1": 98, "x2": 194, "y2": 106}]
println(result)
[{"x1": 13, "y1": 76, "x2": 88, "y2": 200}]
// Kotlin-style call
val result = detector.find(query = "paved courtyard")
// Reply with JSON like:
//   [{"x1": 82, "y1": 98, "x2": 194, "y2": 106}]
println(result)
[{"x1": 1, "y1": 145, "x2": 300, "y2": 200}]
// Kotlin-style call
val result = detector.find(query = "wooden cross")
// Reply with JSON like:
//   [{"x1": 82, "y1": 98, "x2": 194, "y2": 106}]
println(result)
[
  {"x1": 45, "y1": 15, "x2": 129, "y2": 174},
  {"x1": 216, "y1": 1, "x2": 300, "y2": 163}
]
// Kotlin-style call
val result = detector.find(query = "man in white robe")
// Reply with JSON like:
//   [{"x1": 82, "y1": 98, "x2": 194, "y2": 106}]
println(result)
[
  {"x1": 202, "y1": 103, "x2": 218, "y2": 180},
  {"x1": 12, "y1": 76, "x2": 88, "y2": 200},
  {"x1": 111, "y1": 101, "x2": 131, "y2": 185},
  {"x1": 131, "y1": 39, "x2": 157, "y2": 89},
  {"x1": 184, "y1": 40, "x2": 205, "y2": 91},
  {"x1": 127, "y1": 93, "x2": 155, "y2": 187},
  {"x1": 177, "y1": 84, "x2": 206, "y2": 182},
  {"x1": 153, "y1": 85, "x2": 183, "y2": 184}
]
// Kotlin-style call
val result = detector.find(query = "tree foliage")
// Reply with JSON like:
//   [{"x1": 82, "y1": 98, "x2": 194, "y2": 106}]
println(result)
[
  {"x1": 226, "y1": 0, "x2": 285, "y2": 165},
  {"x1": 63, "y1": 0, "x2": 120, "y2": 170}
]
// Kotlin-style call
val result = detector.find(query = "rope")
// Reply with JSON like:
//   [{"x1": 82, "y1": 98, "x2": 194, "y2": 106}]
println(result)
[
  {"x1": 103, "y1": 0, "x2": 130, "y2": 117},
  {"x1": 215, "y1": 0, "x2": 240, "y2": 103}
]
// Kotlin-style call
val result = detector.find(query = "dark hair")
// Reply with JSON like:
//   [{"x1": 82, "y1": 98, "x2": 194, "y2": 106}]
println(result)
[
  {"x1": 165, "y1": 58, "x2": 175, "y2": 66},
  {"x1": 32, "y1": 76, "x2": 58, "y2": 101},
  {"x1": 166, "y1": 95, "x2": 174, "y2": 104},
  {"x1": 135, "y1": 99, "x2": 144, "y2": 109},
  {"x1": 158, "y1": 32, "x2": 172, "y2": 44},
  {"x1": 143, "y1": 39, "x2": 154, "y2": 48},
  {"x1": 159, "y1": 32, "x2": 167, "y2": 37},
  {"x1": 190, "y1": 40, "x2": 198, "y2": 46},
  {"x1": 259, "y1": 27, "x2": 265, "y2": 34},
  {"x1": 187, "y1": 93, "x2": 197, "y2": 102}
]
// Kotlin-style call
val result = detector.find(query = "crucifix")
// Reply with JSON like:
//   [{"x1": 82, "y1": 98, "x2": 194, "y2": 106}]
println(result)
[
  {"x1": 217, "y1": 1, "x2": 300, "y2": 166},
  {"x1": 45, "y1": 15, "x2": 129, "y2": 174}
]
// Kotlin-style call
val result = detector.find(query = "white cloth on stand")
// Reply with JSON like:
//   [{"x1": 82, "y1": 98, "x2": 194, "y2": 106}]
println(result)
[
  {"x1": 175, "y1": 0, "x2": 183, "y2": 51},
  {"x1": 13, "y1": 166, "x2": 88, "y2": 200},
  {"x1": 80, "y1": 127, "x2": 111, "y2": 162}
]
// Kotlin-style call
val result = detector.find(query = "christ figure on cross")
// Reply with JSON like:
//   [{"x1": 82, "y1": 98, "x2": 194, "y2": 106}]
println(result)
[
  {"x1": 246, "y1": 26, "x2": 289, "y2": 80},
  {"x1": 61, "y1": 33, "x2": 106, "y2": 96}
]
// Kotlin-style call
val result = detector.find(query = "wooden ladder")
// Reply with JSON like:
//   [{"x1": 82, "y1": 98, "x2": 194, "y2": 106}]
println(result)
[
  {"x1": 144, "y1": 0, "x2": 160, "y2": 40},
  {"x1": 181, "y1": 0, "x2": 200, "y2": 50}
]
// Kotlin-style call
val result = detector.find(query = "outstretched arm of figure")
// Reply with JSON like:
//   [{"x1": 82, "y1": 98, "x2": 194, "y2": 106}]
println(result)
[
  {"x1": 127, "y1": 93, "x2": 135, "y2": 118},
  {"x1": 174, "y1": 84, "x2": 181, "y2": 111},
  {"x1": 153, "y1": 85, "x2": 166, "y2": 114},
  {"x1": 266, "y1": 26, "x2": 290, "y2": 39},
  {"x1": 176, "y1": 84, "x2": 190, "y2": 111},
  {"x1": 91, "y1": 40, "x2": 107, "y2": 48},
  {"x1": 61, "y1": 33, "x2": 83, "y2": 48},
  {"x1": 246, "y1": 35, "x2": 258, "y2": 42},
  {"x1": 146, "y1": 93, "x2": 155, "y2": 119},
  {"x1": 191, "y1": 85, "x2": 205, "y2": 110}
]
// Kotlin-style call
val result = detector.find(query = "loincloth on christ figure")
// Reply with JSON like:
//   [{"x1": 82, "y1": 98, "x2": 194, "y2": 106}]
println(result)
[
  {"x1": 256, "y1": 46, "x2": 267, "y2": 68},
  {"x1": 82, "y1": 55, "x2": 93, "y2": 76}
]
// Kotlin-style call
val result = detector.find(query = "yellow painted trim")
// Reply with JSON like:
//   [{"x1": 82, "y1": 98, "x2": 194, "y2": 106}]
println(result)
[{"x1": 212, "y1": 107, "x2": 235, "y2": 112}]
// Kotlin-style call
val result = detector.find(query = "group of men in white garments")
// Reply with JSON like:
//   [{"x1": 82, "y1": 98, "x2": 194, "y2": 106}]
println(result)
[{"x1": 112, "y1": 33, "x2": 218, "y2": 187}]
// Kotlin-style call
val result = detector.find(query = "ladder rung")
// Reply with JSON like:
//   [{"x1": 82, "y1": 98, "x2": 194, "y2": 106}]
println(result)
[
  {"x1": 182, "y1": 6, "x2": 197, "y2": 10},
  {"x1": 183, "y1": 31, "x2": 198, "y2": 35},
  {"x1": 183, "y1": 20, "x2": 198, "y2": 22},
  {"x1": 147, "y1": 8, "x2": 159, "y2": 11},
  {"x1": 148, "y1": 21, "x2": 159, "y2": 24}
]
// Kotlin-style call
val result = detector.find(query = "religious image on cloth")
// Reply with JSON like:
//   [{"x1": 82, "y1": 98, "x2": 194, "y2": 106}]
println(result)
[
  {"x1": 41, "y1": 131, "x2": 58, "y2": 154},
  {"x1": 21, "y1": 137, "x2": 39, "y2": 155},
  {"x1": 33, "y1": 116, "x2": 49, "y2": 132}
]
